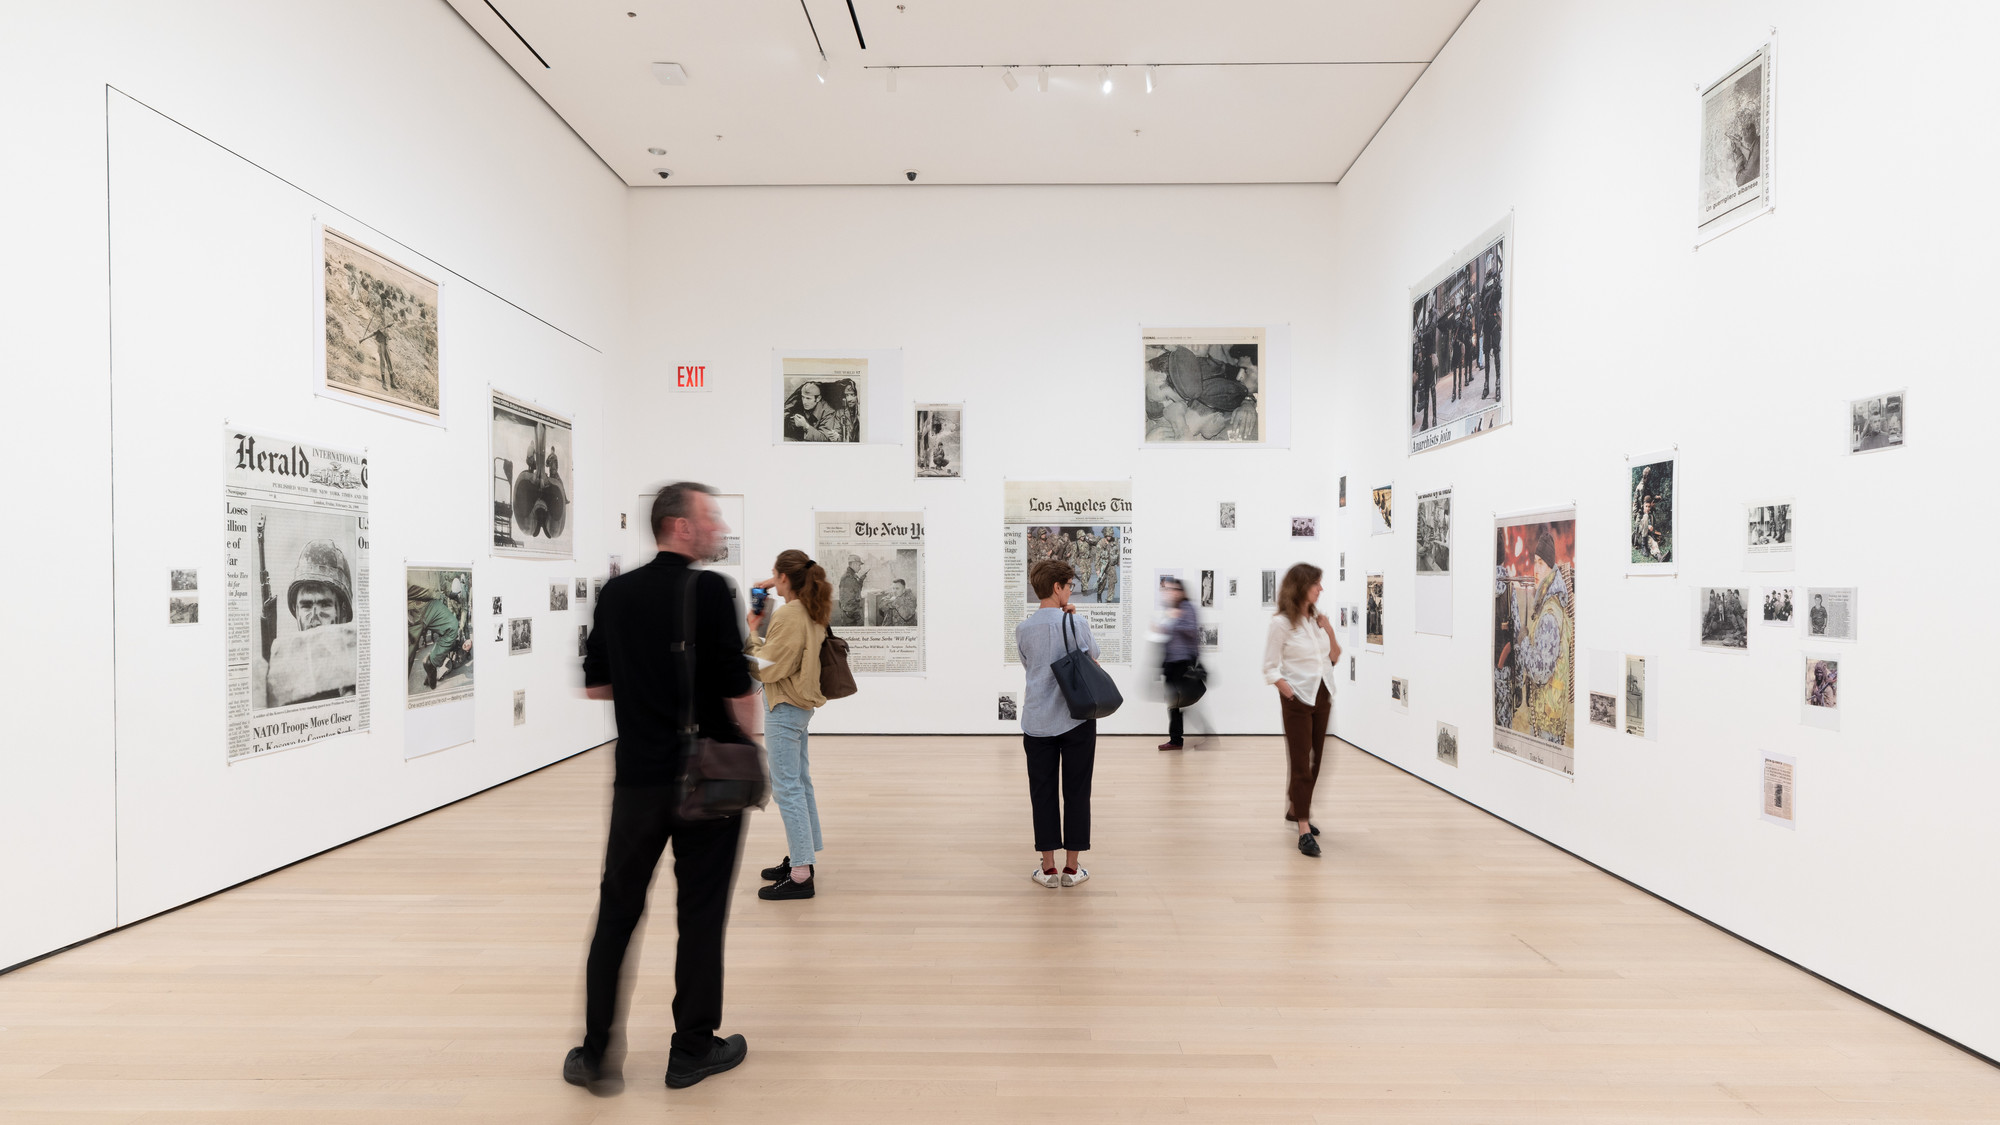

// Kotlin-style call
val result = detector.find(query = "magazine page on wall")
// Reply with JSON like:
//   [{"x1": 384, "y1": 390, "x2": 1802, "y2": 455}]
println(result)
[{"x1": 770, "y1": 348, "x2": 904, "y2": 445}]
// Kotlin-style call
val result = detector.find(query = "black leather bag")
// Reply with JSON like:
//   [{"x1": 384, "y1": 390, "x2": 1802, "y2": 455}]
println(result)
[
  {"x1": 1050, "y1": 612, "x2": 1123, "y2": 720},
  {"x1": 1170, "y1": 659, "x2": 1208, "y2": 708},
  {"x1": 674, "y1": 571, "x2": 770, "y2": 821}
]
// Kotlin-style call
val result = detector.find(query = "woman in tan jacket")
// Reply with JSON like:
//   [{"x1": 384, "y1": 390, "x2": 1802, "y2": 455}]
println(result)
[{"x1": 744, "y1": 549, "x2": 832, "y2": 900}]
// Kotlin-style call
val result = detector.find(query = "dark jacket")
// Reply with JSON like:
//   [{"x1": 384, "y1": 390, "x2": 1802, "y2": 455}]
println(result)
[{"x1": 584, "y1": 552, "x2": 750, "y2": 788}]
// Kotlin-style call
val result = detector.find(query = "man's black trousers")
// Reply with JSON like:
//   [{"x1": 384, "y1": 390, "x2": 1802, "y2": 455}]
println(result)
[
  {"x1": 1022, "y1": 719, "x2": 1095, "y2": 854},
  {"x1": 583, "y1": 784, "x2": 744, "y2": 1058}
]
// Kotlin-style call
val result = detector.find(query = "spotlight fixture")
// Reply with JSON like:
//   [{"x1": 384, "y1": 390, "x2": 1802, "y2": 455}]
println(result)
[
  {"x1": 817, "y1": 56, "x2": 829, "y2": 84},
  {"x1": 887, "y1": 67, "x2": 898, "y2": 92},
  {"x1": 1001, "y1": 67, "x2": 1018, "y2": 91},
  {"x1": 1100, "y1": 67, "x2": 1112, "y2": 95},
  {"x1": 1036, "y1": 66, "x2": 1049, "y2": 93},
  {"x1": 1146, "y1": 65, "x2": 1156, "y2": 94},
  {"x1": 647, "y1": 146, "x2": 666, "y2": 155}
]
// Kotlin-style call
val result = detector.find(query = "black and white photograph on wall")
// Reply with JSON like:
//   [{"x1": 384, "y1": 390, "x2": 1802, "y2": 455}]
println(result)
[
  {"x1": 914, "y1": 403, "x2": 962, "y2": 477},
  {"x1": 406, "y1": 567, "x2": 473, "y2": 707},
  {"x1": 1416, "y1": 491, "x2": 1451, "y2": 574},
  {"x1": 1218, "y1": 502, "x2": 1236, "y2": 529},
  {"x1": 705, "y1": 535, "x2": 741, "y2": 567},
  {"x1": 1349, "y1": 655, "x2": 1356, "y2": 681},
  {"x1": 319, "y1": 226, "x2": 441, "y2": 422},
  {"x1": 1370, "y1": 485, "x2": 1393, "y2": 536},
  {"x1": 1410, "y1": 216, "x2": 1511, "y2": 453},
  {"x1": 1761, "y1": 751, "x2": 1796, "y2": 828},
  {"x1": 1698, "y1": 586, "x2": 1750, "y2": 651},
  {"x1": 574, "y1": 577, "x2": 588, "y2": 602},
  {"x1": 781, "y1": 357, "x2": 866, "y2": 443},
  {"x1": 1624, "y1": 656, "x2": 1647, "y2": 737},
  {"x1": 822, "y1": 511, "x2": 927, "y2": 673},
  {"x1": 1698, "y1": 42, "x2": 1774, "y2": 240},
  {"x1": 1200, "y1": 625, "x2": 1219, "y2": 650},
  {"x1": 1805, "y1": 587, "x2": 1858, "y2": 641},
  {"x1": 512, "y1": 689, "x2": 526, "y2": 726},
  {"x1": 508, "y1": 616, "x2": 533, "y2": 655},
  {"x1": 1338, "y1": 552, "x2": 1345, "y2": 582},
  {"x1": 1746, "y1": 499, "x2": 1794, "y2": 570},
  {"x1": 1339, "y1": 607, "x2": 1347, "y2": 628},
  {"x1": 1261, "y1": 570, "x2": 1277, "y2": 609},
  {"x1": 1365, "y1": 574, "x2": 1384, "y2": 649},
  {"x1": 171, "y1": 568, "x2": 198, "y2": 592},
  {"x1": 1436, "y1": 721, "x2": 1459, "y2": 767},
  {"x1": 607, "y1": 556, "x2": 622, "y2": 578},
  {"x1": 1588, "y1": 691, "x2": 1617, "y2": 729},
  {"x1": 1199, "y1": 570, "x2": 1215, "y2": 608},
  {"x1": 491, "y1": 621, "x2": 504, "y2": 644},
  {"x1": 548, "y1": 582, "x2": 568, "y2": 612},
  {"x1": 1339, "y1": 476, "x2": 1347, "y2": 507},
  {"x1": 491, "y1": 389, "x2": 573, "y2": 559},
  {"x1": 1290, "y1": 516, "x2": 1316, "y2": 539},
  {"x1": 1849, "y1": 391, "x2": 1904, "y2": 453},
  {"x1": 997, "y1": 692, "x2": 1019, "y2": 722},
  {"x1": 577, "y1": 625, "x2": 589, "y2": 659},
  {"x1": 1142, "y1": 327, "x2": 1266, "y2": 443},
  {"x1": 591, "y1": 578, "x2": 603, "y2": 602},
  {"x1": 1761, "y1": 586, "x2": 1795, "y2": 627},
  {"x1": 1802, "y1": 654, "x2": 1840, "y2": 732},
  {"x1": 1389, "y1": 677, "x2": 1408, "y2": 712},
  {"x1": 490, "y1": 595, "x2": 502, "y2": 616},
  {"x1": 1227, "y1": 577, "x2": 1238, "y2": 599},
  {"x1": 1628, "y1": 451, "x2": 1676, "y2": 575},
  {"x1": 169, "y1": 596, "x2": 199, "y2": 625},
  {"x1": 224, "y1": 428, "x2": 371, "y2": 762}
]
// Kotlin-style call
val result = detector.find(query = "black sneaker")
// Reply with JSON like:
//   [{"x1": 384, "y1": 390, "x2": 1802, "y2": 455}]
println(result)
[
  {"x1": 758, "y1": 856, "x2": 792, "y2": 882},
  {"x1": 665, "y1": 1033, "x2": 748, "y2": 1089},
  {"x1": 1298, "y1": 833, "x2": 1322, "y2": 857},
  {"x1": 758, "y1": 872, "x2": 815, "y2": 900},
  {"x1": 562, "y1": 1046, "x2": 602, "y2": 1087}
]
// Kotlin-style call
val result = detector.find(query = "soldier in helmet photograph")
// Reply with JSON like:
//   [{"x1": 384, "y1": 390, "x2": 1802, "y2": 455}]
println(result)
[{"x1": 254, "y1": 510, "x2": 361, "y2": 710}]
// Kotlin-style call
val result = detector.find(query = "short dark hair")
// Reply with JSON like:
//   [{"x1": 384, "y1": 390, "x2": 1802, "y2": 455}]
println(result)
[
  {"x1": 1030, "y1": 559, "x2": 1074, "y2": 599},
  {"x1": 650, "y1": 481, "x2": 716, "y2": 541}
]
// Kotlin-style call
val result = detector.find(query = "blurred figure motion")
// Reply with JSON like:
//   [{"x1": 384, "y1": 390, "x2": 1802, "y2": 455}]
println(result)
[{"x1": 1157, "y1": 578, "x2": 1207, "y2": 750}]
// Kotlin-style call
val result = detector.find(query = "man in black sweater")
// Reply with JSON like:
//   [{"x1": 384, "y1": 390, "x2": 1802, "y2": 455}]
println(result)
[{"x1": 566, "y1": 482, "x2": 760, "y2": 1092}]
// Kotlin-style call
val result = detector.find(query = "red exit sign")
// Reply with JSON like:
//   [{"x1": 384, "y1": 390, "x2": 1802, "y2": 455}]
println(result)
[{"x1": 674, "y1": 364, "x2": 709, "y2": 391}]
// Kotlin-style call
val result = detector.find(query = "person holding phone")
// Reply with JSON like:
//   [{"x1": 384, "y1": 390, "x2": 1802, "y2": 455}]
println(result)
[
  {"x1": 1013, "y1": 559, "x2": 1099, "y2": 888},
  {"x1": 1262, "y1": 563, "x2": 1341, "y2": 857},
  {"x1": 744, "y1": 550, "x2": 833, "y2": 900}
]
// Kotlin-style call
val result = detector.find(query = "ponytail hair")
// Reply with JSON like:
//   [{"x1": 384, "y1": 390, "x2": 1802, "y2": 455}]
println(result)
[{"x1": 773, "y1": 549, "x2": 833, "y2": 625}]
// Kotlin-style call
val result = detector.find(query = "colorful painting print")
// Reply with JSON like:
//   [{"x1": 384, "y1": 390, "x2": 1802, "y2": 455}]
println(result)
[{"x1": 1493, "y1": 510, "x2": 1577, "y2": 776}]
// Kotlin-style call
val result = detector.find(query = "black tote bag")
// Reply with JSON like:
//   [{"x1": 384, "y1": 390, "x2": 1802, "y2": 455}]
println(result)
[{"x1": 1049, "y1": 611, "x2": 1123, "y2": 720}]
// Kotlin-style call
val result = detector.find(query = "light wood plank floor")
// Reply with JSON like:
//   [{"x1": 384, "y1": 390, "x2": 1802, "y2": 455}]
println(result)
[{"x1": 3, "y1": 736, "x2": 1996, "y2": 1123}]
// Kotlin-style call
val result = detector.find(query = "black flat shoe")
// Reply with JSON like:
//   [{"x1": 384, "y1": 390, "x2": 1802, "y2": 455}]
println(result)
[
  {"x1": 562, "y1": 1046, "x2": 601, "y2": 1087},
  {"x1": 665, "y1": 1033, "x2": 748, "y2": 1089},
  {"x1": 758, "y1": 856, "x2": 792, "y2": 882},
  {"x1": 1283, "y1": 818, "x2": 1322, "y2": 836},
  {"x1": 1298, "y1": 833, "x2": 1322, "y2": 857},
  {"x1": 758, "y1": 872, "x2": 815, "y2": 900}
]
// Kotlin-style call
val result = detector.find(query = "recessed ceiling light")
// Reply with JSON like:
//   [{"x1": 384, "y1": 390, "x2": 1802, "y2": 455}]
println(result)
[
  {"x1": 647, "y1": 147, "x2": 666, "y2": 155},
  {"x1": 1146, "y1": 65, "x2": 1156, "y2": 94},
  {"x1": 1100, "y1": 67, "x2": 1112, "y2": 95},
  {"x1": 650, "y1": 61, "x2": 688, "y2": 85}
]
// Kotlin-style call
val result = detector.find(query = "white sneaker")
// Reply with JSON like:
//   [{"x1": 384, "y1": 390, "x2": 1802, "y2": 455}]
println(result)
[
  {"x1": 1060, "y1": 868, "x2": 1089, "y2": 888},
  {"x1": 1031, "y1": 867, "x2": 1060, "y2": 889}
]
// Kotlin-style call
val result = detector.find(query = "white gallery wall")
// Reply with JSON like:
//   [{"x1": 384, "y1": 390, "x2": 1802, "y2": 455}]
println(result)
[
  {"x1": 617, "y1": 185, "x2": 1339, "y2": 735},
  {"x1": 0, "y1": 0, "x2": 626, "y2": 968},
  {"x1": 1322, "y1": 0, "x2": 1999, "y2": 1058}
]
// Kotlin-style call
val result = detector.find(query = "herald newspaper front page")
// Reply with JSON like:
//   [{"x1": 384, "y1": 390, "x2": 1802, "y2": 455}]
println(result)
[
  {"x1": 814, "y1": 511, "x2": 925, "y2": 675},
  {"x1": 225, "y1": 429, "x2": 371, "y2": 761},
  {"x1": 1003, "y1": 481, "x2": 1133, "y2": 664}
]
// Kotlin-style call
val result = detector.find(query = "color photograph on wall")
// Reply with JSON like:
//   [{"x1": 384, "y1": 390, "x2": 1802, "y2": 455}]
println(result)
[
  {"x1": 1371, "y1": 484, "x2": 1393, "y2": 536},
  {"x1": 1627, "y1": 450, "x2": 1676, "y2": 575},
  {"x1": 1365, "y1": 573, "x2": 1384, "y2": 650},
  {"x1": 1492, "y1": 508, "x2": 1576, "y2": 777},
  {"x1": 406, "y1": 568, "x2": 473, "y2": 707},
  {"x1": 318, "y1": 226, "x2": 440, "y2": 423},
  {"x1": 1142, "y1": 327, "x2": 1266, "y2": 443},
  {"x1": 491, "y1": 390, "x2": 573, "y2": 559},
  {"x1": 1414, "y1": 487, "x2": 1452, "y2": 636},
  {"x1": 1409, "y1": 215, "x2": 1511, "y2": 454}
]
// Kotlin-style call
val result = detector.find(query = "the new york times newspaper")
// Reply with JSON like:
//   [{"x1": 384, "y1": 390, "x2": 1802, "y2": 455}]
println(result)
[
  {"x1": 814, "y1": 511, "x2": 925, "y2": 674},
  {"x1": 1003, "y1": 481, "x2": 1132, "y2": 664},
  {"x1": 225, "y1": 429, "x2": 371, "y2": 761}
]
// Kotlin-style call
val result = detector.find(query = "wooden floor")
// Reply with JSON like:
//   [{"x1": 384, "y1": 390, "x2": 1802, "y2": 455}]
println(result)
[{"x1": 3, "y1": 736, "x2": 1996, "y2": 1123}]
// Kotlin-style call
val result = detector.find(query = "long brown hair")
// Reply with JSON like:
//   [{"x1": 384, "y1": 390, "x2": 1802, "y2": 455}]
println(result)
[
  {"x1": 773, "y1": 549, "x2": 832, "y2": 625},
  {"x1": 1276, "y1": 562, "x2": 1322, "y2": 627}
]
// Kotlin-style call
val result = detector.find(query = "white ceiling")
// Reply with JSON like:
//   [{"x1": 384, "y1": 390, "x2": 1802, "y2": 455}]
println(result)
[{"x1": 444, "y1": 0, "x2": 1479, "y2": 186}]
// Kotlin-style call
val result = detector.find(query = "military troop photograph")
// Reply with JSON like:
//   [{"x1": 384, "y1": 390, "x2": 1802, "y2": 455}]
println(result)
[
  {"x1": 405, "y1": 568, "x2": 472, "y2": 702},
  {"x1": 1435, "y1": 721, "x2": 1458, "y2": 766},
  {"x1": 170, "y1": 568, "x2": 198, "y2": 592},
  {"x1": 1628, "y1": 453, "x2": 1676, "y2": 573},
  {"x1": 1416, "y1": 490, "x2": 1451, "y2": 574},
  {"x1": 1589, "y1": 691, "x2": 1617, "y2": 728},
  {"x1": 1763, "y1": 587, "x2": 1794, "y2": 626},
  {"x1": 507, "y1": 616, "x2": 533, "y2": 655},
  {"x1": 168, "y1": 596, "x2": 199, "y2": 625},
  {"x1": 1289, "y1": 516, "x2": 1316, "y2": 539},
  {"x1": 1409, "y1": 222, "x2": 1509, "y2": 453},
  {"x1": 548, "y1": 582, "x2": 568, "y2": 612},
  {"x1": 251, "y1": 508, "x2": 361, "y2": 711},
  {"x1": 320, "y1": 227, "x2": 441, "y2": 420},
  {"x1": 1699, "y1": 587, "x2": 1750, "y2": 650},
  {"x1": 1023, "y1": 527, "x2": 1120, "y2": 605}
]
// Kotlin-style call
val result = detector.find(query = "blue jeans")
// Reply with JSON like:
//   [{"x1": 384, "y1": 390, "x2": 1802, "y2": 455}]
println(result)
[{"x1": 765, "y1": 702, "x2": 823, "y2": 867}]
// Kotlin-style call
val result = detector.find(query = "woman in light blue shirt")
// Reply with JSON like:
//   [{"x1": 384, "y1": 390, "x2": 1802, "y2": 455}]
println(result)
[{"x1": 1013, "y1": 558, "x2": 1100, "y2": 888}]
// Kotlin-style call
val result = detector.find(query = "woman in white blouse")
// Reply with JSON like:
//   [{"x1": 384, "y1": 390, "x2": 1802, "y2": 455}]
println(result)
[{"x1": 1261, "y1": 563, "x2": 1342, "y2": 857}]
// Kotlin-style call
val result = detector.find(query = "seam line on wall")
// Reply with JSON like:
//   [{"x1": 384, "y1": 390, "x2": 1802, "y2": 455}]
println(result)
[
  {"x1": 103, "y1": 85, "x2": 604, "y2": 356},
  {"x1": 1334, "y1": 734, "x2": 2000, "y2": 1073},
  {"x1": 103, "y1": 84, "x2": 123, "y2": 931}
]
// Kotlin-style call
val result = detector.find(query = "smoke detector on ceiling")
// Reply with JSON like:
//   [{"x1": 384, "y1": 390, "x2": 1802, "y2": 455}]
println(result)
[{"x1": 651, "y1": 62, "x2": 688, "y2": 85}]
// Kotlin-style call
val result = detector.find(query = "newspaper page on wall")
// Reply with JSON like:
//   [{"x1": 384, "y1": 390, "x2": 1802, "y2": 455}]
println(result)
[
  {"x1": 1410, "y1": 215, "x2": 1511, "y2": 454},
  {"x1": 225, "y1": 428, "x2": 370, "y2": 762},
  {"x1": 491, "y1": 389, "x2": 574, "y2": 559},
  {"x1": 1003, "y1": 481, "x2": 1133, "y2": 664},
  {"x1": 815, "y1": 511, "x2": 926, "y2": 675},
  {"x1": 1493, "y1": 507, "x2": 1576, "y2": 777},
  {"x1": 1697, "y1": 41, "x2": 1775, "y2": 243}
]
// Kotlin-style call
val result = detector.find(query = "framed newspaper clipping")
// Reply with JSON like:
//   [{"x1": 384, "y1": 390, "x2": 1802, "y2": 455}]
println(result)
[{"x1": 1696, "y1": 39, "x2": 1777, "y2": 245}]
